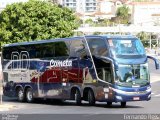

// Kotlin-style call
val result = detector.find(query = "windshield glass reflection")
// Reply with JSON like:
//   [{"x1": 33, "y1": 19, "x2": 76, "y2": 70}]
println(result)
[
  {"x1": 108, "y1": 38, "x2": 145, "y2": 57},
  {"x1": 116, "y1": 64, "x2": 149, "y2": 87}
]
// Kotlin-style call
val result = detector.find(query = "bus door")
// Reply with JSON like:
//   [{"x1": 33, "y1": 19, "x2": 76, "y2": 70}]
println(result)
[{"x1": 95, "y1": 58, "x2": 114, "y2": 101}]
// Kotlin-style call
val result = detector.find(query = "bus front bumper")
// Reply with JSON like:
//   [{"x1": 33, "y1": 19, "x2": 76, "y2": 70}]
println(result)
[{"x1": 112, "y1": 87, "x2": 151, "y2": 102}]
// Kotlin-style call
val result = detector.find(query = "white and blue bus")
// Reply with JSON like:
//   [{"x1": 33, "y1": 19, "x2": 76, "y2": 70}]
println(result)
[{"x1": 2, "y1": 35, "x2": 159, "y2": 107}]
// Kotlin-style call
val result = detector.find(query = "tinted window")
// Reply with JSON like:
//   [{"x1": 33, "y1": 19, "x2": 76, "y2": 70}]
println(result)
[
  {"x1": 55, "y1": 41, "x2": 70, "y2": 57},
  {"x1": 3, "y1": 47, "x2": 11, "y2": 60},
  {"x1": 70, "y1": 39, "x2": 84, "y2": 58},
  {"x1": 28, "y1": 43, "x2": 55, "y2": 59},
  {"x1": 3, "y1": 41, "x2": 70, "y2": 60},
  {"x1": 87, "y1": 37, "x2": 108, "y2": 56},
  {"x1": 42, "y1": 43, "x2": 55, "y2": 58}
]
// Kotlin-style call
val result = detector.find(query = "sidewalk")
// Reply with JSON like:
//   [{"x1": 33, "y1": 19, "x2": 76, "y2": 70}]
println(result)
[{"x1": 0, "y1": 104, "x2": 16, "y2": 111}]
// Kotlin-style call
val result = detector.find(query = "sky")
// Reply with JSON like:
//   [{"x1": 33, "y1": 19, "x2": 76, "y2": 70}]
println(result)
[{"x1": 0, "y1": 0, "x2": 28, "y2": 8}]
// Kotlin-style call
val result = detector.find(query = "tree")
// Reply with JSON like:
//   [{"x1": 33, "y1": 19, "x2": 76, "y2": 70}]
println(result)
[
  {"x1": 137, "y1": 32, "x2": 149, "y2": 41},
  {"x1": 85, "y1": 18, "x2": 93, "y2": 24},
  {"x1": 115, "y1": 5, "x2": 130, "y2": 24},
  {"x1": 0, "y1": 0, "x2": 79, "y2": 49},
  {"x1": 47, "y1": 0, "x2": 60, "y2": 4},
  {"x1": 136, "y1": 32, "x2": 149, "y2": 47}
]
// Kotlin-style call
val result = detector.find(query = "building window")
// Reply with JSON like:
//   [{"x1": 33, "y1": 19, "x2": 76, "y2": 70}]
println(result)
[{"x1": 73, "y1": 3, "x2": 76, "y2": 6}]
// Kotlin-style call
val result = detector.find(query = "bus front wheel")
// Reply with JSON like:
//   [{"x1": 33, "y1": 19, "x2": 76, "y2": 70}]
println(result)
[
  {"x1": 26, "y1": 88, "x2": 34, "y2": 103},
  {"x1": 121, "y1": 102, "x2": 126, "y2": 108},
  {"x1": 88, "y1": 90, "x2": 95, "y2": 106},
  {"x1": 17, "y1": 88, "x2": 25, "y2": 102}
]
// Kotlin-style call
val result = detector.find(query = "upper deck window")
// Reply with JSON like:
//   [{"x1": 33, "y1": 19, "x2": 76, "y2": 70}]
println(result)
[
  {"x1": 87, "y1": 37, "x2": 108, "y2": 57},
  {"x1": 108, "y1": 38, "x2": 145, "y2": 57}
]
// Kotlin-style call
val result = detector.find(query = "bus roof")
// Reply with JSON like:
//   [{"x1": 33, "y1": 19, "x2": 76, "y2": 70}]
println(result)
[{"x1": 3, "y1": 35, "x2": 137, "y2": 48}]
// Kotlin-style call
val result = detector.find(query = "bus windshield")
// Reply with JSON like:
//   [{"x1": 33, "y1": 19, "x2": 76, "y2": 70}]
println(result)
[
  {"x1": 116, "y1": 64, "x2": 149, "y2": 87},
  {"x1": 108, "y1": 38, "x2": 145, "y2": 57}
]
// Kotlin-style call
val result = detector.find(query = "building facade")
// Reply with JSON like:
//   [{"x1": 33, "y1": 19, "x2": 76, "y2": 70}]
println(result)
[
  {"x1": 61, "y1": 0, "x2": 97, "y2": 13},
  {"x1": 61, "y1": 0, "x2": 115, "y2": 20},
  {"x1": 131, "y1": 2, "x2": 160, "y2": 26}
]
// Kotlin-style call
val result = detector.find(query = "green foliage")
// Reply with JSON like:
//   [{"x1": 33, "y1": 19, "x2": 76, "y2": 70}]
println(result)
[
  {"x1": 85, "y1": 18, "x2": 93, "y2": 24},
  {"x1": 116, "y1": 5, "x2": 130, "y2": 24},
  {"x1": 0, "y1": 0, "x2": 79, "y2": 48},
  {"x1": 137, "y1": 32, "x2": 149, "y2": 41},
  {"x1": 136, "y1": 32, "x2": 150, "y2": 47},
  {"x1": 93, "y1": 32, "x2": 101, "y2": 35},
  {"x1": 116, "y1": 5, "x2": 129, "y2": 18},
  {"x1": 84, "y1": 18, "x2": 114, "y2": 27}
]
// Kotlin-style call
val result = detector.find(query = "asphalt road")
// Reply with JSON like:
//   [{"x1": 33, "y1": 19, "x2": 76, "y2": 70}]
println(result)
[
  {"x1": 1, "y1": 80, "x2": 160, "y2": 114},
  {"x1": 0, "y1": 60, "x2": 160, "y2": 120}
]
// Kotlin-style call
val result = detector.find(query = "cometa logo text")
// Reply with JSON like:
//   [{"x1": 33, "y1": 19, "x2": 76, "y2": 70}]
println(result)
[{"x1": 50, "y1": 60, "x2": 72, "y2": 67}]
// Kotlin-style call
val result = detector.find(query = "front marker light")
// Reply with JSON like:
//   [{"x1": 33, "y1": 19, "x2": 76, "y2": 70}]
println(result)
[
  {"x1": 148, "y1": 94, "x2": 151, "y2": 98},
  {"x1": 116, "y1": 95, "x2": 122, "y2": 100},
  {"x1": 146, "y1": 87, "x2": 151, "y2": 92}
]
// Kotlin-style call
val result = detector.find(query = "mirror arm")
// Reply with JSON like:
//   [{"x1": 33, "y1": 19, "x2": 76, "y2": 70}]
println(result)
[{"x1": 147, "y1": 55, "x2": 159, "y2": 69}]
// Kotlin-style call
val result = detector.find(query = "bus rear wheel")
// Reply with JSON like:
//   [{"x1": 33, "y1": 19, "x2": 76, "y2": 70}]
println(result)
[
  {"x1": 17, "y1": 88, "x2": 25, "y2": 102},
  {"x1": 26, "y1": 88, "x2": 34, "y2": 103},
  {"x1": 121, "y1": 102, "x2": 126, "y2": 108},
  {"x1": 75, "y1": 89, "x2": 81, "y2": 105},
  {"x1": 88, "y1": 90, "x2": 95, "y2": 106}
]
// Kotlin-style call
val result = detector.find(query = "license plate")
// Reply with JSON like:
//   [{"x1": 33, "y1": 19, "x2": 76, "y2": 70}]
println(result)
[{"x1": 133, "y1": 97, "x2": 140, "y2": 100}]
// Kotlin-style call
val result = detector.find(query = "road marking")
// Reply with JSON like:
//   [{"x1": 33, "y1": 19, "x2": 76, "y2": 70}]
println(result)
[{"x1": 154, "y1": 94, "x2": 160, "y2": 97}]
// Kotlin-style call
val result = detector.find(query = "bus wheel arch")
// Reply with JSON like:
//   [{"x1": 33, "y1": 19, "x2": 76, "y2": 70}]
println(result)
[
  {"x1": 16, "y1": 86, "x2": 25, "y2": 102},
  {"x1": 83, "y1": 87, "x2": 95, "y2": 106},
  {"x1": 70, "y1": 87, "x2": 81, "y2": 105}
]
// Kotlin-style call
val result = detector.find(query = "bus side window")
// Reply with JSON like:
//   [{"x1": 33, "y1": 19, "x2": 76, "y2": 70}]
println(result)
[
  {"x1": 42, "y1": 43, "x2": 55, "y2": 59},
  {"x1": 55, "y1": 42, "x2": 70, "y2": 59},
  {"x1": 87, "y1": 37, "x2": 108, "y2": 57}
]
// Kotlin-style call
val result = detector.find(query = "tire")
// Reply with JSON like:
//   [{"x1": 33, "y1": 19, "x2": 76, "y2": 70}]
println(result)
[
  {"x1": 17, "y1": 88, "x2": 25, "y2": 102},
  {"x1": 75, "y1": 89, "x2": 81, "y2": 105},
  {"x1": 88, "y1": 90, "x2": 95, "y2": 106},
  {"x1": 26, "y1": 88, "x2": 34, "y2": 103},
  {"x1": 107, "y1": 102, "x2": 112, "y2": 107},
  {"x1": 121, "y1": 102, "x2": 126, "y2": 108}
]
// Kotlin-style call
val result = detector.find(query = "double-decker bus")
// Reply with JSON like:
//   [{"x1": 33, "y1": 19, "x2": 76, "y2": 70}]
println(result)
[{"x1": 2, "y1": 35, "x2": 159, "y2": 107}]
